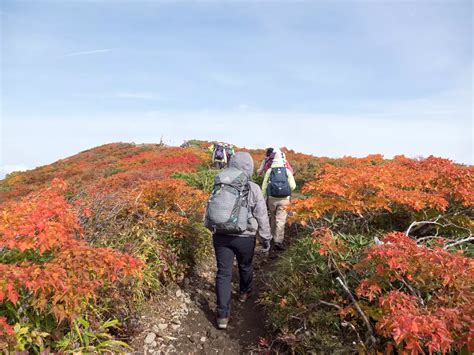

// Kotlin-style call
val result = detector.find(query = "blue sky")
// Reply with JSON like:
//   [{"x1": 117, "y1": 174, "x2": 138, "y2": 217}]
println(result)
[{"x1": 1, "y1": 0, "x2": 472, "y2": 177}]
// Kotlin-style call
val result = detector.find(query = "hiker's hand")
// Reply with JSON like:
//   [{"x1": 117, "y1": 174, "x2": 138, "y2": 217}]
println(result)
[{"x1": 260, "y1": 240, "x2": 271, "y2": 254}]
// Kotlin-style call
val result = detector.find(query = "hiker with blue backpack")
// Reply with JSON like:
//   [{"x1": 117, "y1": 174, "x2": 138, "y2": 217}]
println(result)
[
  {"x1": 204, "y1": 152, "x2": 271, "y2": 330},
  {"x1": 262, "y1": 148, "x2": 296, "y2": 250}
]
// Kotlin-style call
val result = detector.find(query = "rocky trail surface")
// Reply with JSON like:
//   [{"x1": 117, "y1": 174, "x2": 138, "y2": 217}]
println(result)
[{"x1": 131, "y1": 251, "x2": 276, "y2": 354}]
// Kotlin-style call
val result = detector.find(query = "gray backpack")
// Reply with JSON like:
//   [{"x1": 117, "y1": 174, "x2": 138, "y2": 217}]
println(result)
[{"x1": 204, "y1": 167, "x2": 250, "y2": 234}]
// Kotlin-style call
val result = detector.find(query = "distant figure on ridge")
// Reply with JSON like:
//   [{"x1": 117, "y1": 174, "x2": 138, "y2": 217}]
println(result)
[
  {"x1": 180, "y1": 140, "x2": 191, "y2": 148},
  {"x1": 225, "y1": 144, "x2": 235, "y2": 167},
  {"x1": 204, "y1": 152, "x2": 271, "y2": 330},
  {"x1": 209, "y1": 142, "x2": 227, "y2": 169},
  {"x1": 262, "y1": 148, "x2": 296, "y2": 250}
]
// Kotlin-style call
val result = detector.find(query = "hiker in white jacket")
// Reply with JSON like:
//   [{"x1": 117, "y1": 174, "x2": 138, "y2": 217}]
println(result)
[{"x1": 262, "y1": 148, "x2": 296, "y2": 250}]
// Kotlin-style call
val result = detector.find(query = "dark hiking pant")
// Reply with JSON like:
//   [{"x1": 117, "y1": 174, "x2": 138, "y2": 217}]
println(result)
[{"x1": 213, "y1": 234, "x2": 256, "y2": 319}]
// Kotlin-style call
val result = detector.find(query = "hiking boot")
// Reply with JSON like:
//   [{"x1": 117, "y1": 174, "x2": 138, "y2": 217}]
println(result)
[
  {"x1": 217, "y1": 317, "x2": 229, "y2": 330},
  {"x1": 238, "y1": 291, "x2": 252, "y2": 303},
  {"x1": 274, "y1": 243, "x2": 286, "y2": 251}
]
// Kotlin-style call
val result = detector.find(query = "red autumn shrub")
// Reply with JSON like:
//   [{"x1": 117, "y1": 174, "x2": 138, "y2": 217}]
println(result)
[
  {"x1": 137, "y1": 178, "x2": 207, "y2": 233},
  {"x1": 0, "y1": 179, "x2": 142, "y2": 348},
  {"x1": 293, "y1": 156, "x2": 473, "y2": 222},
  {"x1": 355, "y1": 232, "x2": 473, "y2": 353}
]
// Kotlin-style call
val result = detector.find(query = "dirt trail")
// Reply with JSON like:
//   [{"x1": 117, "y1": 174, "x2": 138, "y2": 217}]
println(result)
[{"x1": 132, "y1": 251, "x2": 275, "y2": 354}]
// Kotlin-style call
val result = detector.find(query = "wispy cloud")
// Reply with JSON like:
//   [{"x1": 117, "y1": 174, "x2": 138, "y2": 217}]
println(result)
[
  {"x1": 63, "y1": 48, "x2": 113, "y2": 57},
  {"x1": 116, "y1": 92, "x2": 164, "y2": 100}
]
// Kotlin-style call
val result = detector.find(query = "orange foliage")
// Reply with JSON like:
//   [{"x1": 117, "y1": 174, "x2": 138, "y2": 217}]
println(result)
[
  {"x1": 0, "y1": 180, "x2": 142, "y2": 336},
  {"x1": 292, "y1": 156, "x2": 473, "y2": 222},
  {"x1": 0, "y1": 144, "x2": 208, "y2": 201},
  {"x1": 314, "y1": 231, "x2": 473, "y2": 353},
  {"x1": 135, "y1": 178, "x2": 208, "y2": 237},
  {"x1": 0, "y1": 317, "x2": 13, "y2": 337},
  {"x1": 0, "y1": 178, "x2": 80, "y2": 253},
  {"x1": 355, "y1": 232, "x2": 474, "y2": 353},
  {"x1": 312, "y1": 229, "x2": 347, "y2": 256},
  {"x1": 1, "y1": 142, "x2": 472, "y2": 354}
]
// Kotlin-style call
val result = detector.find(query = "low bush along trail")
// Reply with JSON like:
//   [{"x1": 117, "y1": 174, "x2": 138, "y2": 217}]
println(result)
[{"x1": 0, "y1": 142, "x2": 472, "y2": 354}]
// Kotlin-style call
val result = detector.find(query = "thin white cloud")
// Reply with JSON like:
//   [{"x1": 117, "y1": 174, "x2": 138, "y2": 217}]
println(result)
[
  {"x1": 116, "y1": 92, "x2": 164, "y2": 100},
  {"x1": 63, "y1": 48, "x2": 113, "y2": 57}
]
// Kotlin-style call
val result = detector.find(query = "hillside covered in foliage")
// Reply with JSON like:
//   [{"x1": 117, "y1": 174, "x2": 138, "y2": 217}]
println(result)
[{"x1": 0, "y1": 141, "x2": 472, "y2": 353}]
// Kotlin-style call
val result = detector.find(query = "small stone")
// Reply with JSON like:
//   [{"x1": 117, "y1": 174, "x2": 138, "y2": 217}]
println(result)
[
  {"x1": 171, "y1": 324, "x2": 180, "y2": 331},
  {"x1": 200, "y1": 336, "x2": 207, "y2": 342},
  {"x1": 207, "y1": 327, "x2": 219, "y2": 339},
  {"x1": 144, "y1": 332, "x2": 156, "y2": 344},
  {"x1": 152, "y1": 325, "x2": 160, "y2": 333},
  {"x1": 176, "y1": 289, "x2": 182, "y2": 297},
  {"x1": 157, "y1": 323, "x2": 168, "y2": 331},
  {"x1": 151, "y1": 341, "x2": 157, "y2": 348}
]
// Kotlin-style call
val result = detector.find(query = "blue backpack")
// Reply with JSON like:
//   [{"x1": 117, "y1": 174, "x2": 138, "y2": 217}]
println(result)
[{"x1": 267, "y1": 167, "x2": 291, "y2": 197}]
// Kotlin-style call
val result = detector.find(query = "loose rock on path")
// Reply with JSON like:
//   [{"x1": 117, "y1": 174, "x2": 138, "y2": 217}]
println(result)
[{"x1": 132, "y1": 253, "x2": 273, "y2": 354}]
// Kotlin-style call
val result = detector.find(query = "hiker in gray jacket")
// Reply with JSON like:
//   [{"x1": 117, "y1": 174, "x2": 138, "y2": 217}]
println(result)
[{"x1": 206, "y1": 152, "x2": 271, "y2": 330}]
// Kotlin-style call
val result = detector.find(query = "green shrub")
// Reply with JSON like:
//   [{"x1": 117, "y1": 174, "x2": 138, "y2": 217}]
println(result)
[
  {"x1": 261, "y1": 232, "x2": 373, "y2": 353},
  {"x1": 55, "y1": 318, "x2": 129, "y2": 353},
  {"x1": 103, "y1": 167, "x2": 125, "y2": 177},
  {"x1": 172, "y1": 170, "x2": 220, "y2": 193}
]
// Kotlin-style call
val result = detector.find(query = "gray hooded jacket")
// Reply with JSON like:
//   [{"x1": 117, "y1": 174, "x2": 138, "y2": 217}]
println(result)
[{"x1": 228, "y1": 152, "x2": 271, "y2": 241}]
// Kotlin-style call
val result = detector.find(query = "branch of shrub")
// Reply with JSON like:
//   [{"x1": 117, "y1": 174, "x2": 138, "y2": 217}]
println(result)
[
  {"x1": 405, "y1": 215, "x2": 442, "y2": 236},
  {"x1": 406, "y1": 215, "x2": 473, "y2": 249},
  {"x1": 316, "y1": 300, "x2": 343, "y2": 311},
  {"x1": 335, "y1": 276, "x2": 377, "y2": 347},
  {"x1": 396, "y1": 272, "x2": 424, "y2": 306},
  {"x1": 443, "y1": 235, "x2": 474, "y2": 250},
  {"x1": 341, "y1": 321, "x2": 367, "y2": 351},
  {"x1": 329, "y1": 255, "x2": 377, "y2": 347}
]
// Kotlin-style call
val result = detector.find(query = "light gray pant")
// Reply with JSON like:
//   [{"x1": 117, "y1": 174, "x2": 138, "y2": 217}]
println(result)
[{"x1": 267, "y1": 196, "x2": 290, "y2": 244}]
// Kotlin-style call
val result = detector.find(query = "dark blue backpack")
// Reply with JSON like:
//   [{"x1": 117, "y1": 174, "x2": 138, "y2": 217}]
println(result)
[{"x1": 267, "y1": 167, "x2": 291, "y2": 197}]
